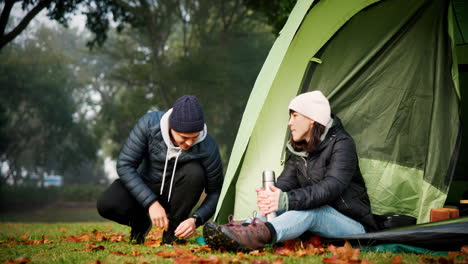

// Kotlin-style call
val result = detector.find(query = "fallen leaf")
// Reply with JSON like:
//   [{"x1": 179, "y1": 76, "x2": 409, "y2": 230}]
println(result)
[
  {"x1": 295, "y1": 248, "x2": 308, "y2": 257},
  {"x1": 155, "y1": 250, "x2": 179, "y2": 258},
  {"x1": 305, "y1": 236, "x2": 322, "y2": 248},
  {"x1": 144, "y1": 239, "x2": 162, "y2": 247},
  {"x1": 189, "y1": 245, "x2": 212, "y2": 253},
  {"x1": 449, "y1": 252, "x2": 462, "y2": 258},
  {"x1": 322, "y1": 256, "x2": 348, "y2": 264},
  {"x1": 19, "y1": 235, "x2": 29, "y2": 240},
  {"x1": 324, "y1": 242, "x2": 365, "y2": 263},
  {"x1": 75, "y1": 243, "x2": 105, "y2": 252},
  {"x1": 58, "y1": 227, "x2": 68, "y2": 232},
  {"x1": 392, "y1": 256, "x2": 403, "y2": 264},
  {"x1": 248, "y1": 250, "x2": 265, "y2": 256},
  {"x1": 110, "y1": 251, "x2": 129, "y2": 256},
  {"x1": 271, "y1": 257, "x2": 284, "y2": 264},
  {"x1": 252, "y1": 261, "x2": 269, "y2": 264},
  {"x1": 64, "y1": 233, "x2": 92, "y2": 242},
  {"x1": 462, "y1": 246, "x2": 468, "y2": 255},
  {"x1": 21, "y1": 235, "x2": 53, "y2": 245}
]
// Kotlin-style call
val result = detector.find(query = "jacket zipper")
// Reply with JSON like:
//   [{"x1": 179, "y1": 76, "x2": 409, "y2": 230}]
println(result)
[{"x1": 341, "y1": 196, "x2": 350, "y2": 209}]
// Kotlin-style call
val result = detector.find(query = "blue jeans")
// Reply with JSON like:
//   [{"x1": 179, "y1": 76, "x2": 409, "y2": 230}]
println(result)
[{"x1": 267, "y1": 205, "x2": 365, "y2": 242}]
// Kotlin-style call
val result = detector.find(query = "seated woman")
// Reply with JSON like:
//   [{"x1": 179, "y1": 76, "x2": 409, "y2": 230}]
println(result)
[{"x1": 203, "y1": 90, "x2": 378, "y2": 251}]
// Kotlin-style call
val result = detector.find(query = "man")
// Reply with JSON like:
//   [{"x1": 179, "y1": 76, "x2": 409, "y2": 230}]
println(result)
[{"x1": 97, "y1": 95, "x2": 223, "y2": 244}]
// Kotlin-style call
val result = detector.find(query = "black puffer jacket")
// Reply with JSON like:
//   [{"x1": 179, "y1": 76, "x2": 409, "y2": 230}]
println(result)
[
  {"x1": 116, "y1": 110, "x2": 223, "y2": 224},
  {"x1": 276, "y1": 116, "x2": 378, "y2": 232}
]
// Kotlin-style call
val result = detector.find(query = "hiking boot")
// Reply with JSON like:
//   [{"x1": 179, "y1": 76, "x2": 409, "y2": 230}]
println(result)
[
  {"x1": 129, "y1": 224, "x2": 151, "y2": 245},
  {"x1": 218, "y1": 217, "x2": 272, "y2": 251},
  {"x1": 203, "y1": 215, "x2": 245, "y2": 250},
  {"x1": 162, "y1": 221, "x2": 187, "y2": 245},
  {"x1": 162, "y1": 230, "x2": 187, "y2": 245}
]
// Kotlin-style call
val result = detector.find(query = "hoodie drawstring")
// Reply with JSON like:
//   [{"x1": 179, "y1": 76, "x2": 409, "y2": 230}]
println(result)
[
  {"x1": 160, "y1": 151, "x2": 171, "y2": 196},
  {"x1": 160, "y1": 149, "x2": 182, "y2": 202},
  {"x1": 167, "y1": 149, "x2": 181, "y2": 202}
]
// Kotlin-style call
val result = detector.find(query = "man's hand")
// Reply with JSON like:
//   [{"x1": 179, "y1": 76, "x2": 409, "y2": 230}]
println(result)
[
  {"x1": 174, "y1": 218, "x2": 196, "y2": 239},
  {"x1": 148, "y1": 201, "x2": 169, "y2": 231},
  {"x1": 256, "y1": 185, "x2": 281, "y2": 216}
]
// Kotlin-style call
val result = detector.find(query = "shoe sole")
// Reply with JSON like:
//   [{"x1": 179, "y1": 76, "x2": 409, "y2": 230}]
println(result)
[{"x1": 203, "y1": 222, "x2": 242, "y2": 251}]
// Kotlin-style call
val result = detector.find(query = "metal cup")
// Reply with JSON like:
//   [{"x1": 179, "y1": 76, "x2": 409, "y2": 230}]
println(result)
[{"x1": 262, "y1": 170, "x2": 277, "y2": 221}]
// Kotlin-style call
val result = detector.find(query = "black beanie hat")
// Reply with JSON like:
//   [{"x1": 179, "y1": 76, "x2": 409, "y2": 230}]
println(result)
[{"x1": 169, "y1": 95, "x2": 205, "y2": 133}]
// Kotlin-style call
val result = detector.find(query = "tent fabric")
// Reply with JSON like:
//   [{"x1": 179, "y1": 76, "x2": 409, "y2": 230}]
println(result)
[
  {"x1": 364, "y1": 244, "x2": 448, "y2": 255},
  {"x1": 304, "y1": 0, "x2": 460, "y2": 222},
  {"x1": 215, "y1": 0, "x2": 383, "y2": 223},
  {"x1": 214, "y1": 0, "x2": 318, "y2": 222},
  {"x1": 215, "y1": 0, "x2": 461, "y2": 225},
  {"x1": 323, "y1": 217, "x2": 468, "y2": 251}
]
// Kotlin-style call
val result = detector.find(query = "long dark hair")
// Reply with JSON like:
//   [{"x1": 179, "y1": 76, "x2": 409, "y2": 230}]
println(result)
[{"x1": 290, "y1": 111, "x2": 326, "y2": 153}]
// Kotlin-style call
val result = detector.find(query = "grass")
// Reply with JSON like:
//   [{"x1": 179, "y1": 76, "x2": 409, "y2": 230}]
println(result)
[
  {"x1": 1, "y1": 221, "x2": 464, "y2": 264},
  {"x1": 0, "y1": 206, "x2": 466, "y2": 264}
]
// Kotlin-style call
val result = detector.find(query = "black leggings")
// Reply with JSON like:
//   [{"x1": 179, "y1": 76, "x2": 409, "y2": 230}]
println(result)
[{"x1": 97, "y1": 161, "x2": 205, "y2": 233}]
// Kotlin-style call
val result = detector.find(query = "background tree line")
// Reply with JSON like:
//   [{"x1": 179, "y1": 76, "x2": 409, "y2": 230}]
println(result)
[{"x1": 0, "y1": 0, "x2": 295, "y2": 186}]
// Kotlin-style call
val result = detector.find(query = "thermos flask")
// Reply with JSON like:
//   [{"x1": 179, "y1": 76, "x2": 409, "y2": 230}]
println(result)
[{"x1": 262, "y1": 170, "x2": 277, "y2": 221}]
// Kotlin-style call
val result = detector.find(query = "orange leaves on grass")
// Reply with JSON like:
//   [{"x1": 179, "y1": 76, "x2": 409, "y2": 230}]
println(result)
[
  {"x1": 155, "y1": 246, "x2": 188, "y2": 257},
  {"x1": 391, "y1": 256, "x2": 403, "y2": 264},
  {"x1": 64, "y1": 233, "x2": 93, "y2": 242},
  {"x1": 154, "y1": 246, "x2": 227, "y2": 264},
  {"x1": 140, "y1": 228, "x2": 163, "y2": 247},
  {"x1": 2, "y1": 235, "x2": 53, "y2": 246},
  {"x1": 62, "y1": 229, "x2": 124, "y2": 243},
  {"x1": 462, "y1": 245, "x2": 468, "y2": 255},
  {"x1": 77, "y1": 243, "x2": 106, "y2": 252},
  {"x1": 174, "y1": 255, "x2": 223, "y2": 264},
  {"x1": 274, "y1": 236, "x2": 326, "y2": 257},
  {"x1": 322, "y1": 241, "x2": 372, "y2": 264},
  {"x1": 143, "y1": 239, "x2": 162, "y2": 247},
  {"x1": 233, "y1": 252, "x2": 283, "y2": 264}
]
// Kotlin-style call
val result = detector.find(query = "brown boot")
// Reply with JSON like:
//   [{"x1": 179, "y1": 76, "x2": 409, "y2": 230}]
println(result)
[
  {"x1": 219, "y1": 217, "x2": 272, "y2": 251},
  {"x1": 203, "y1": 215, "x2": 245, "y2": 250}
]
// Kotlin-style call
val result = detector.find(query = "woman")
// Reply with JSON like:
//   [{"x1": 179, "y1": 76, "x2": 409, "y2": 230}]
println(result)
[{"x1": 203, "y1": 91, "x2": 378, "y2": 251}]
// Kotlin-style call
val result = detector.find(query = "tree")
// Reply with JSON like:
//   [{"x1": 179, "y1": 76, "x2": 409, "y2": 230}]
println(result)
[
  {"x1": 0, "y1": 0, "x2": 135, "y2": 50},
  {"x1": 87, "y1": 0, "x2": 275, "y2": 162},
  {"x1": 0, "y1": 25, "x2": 105, "y2": 185},
  {"x1": 243, "y1": 0, "x2": 296, "y2": 35}
]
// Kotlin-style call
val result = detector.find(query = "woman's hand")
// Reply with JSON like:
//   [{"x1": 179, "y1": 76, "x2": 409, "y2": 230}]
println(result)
[
  {"x1": 174, "y1": 218, "x2": 196, "y2": 239},
  {"x1": 148, "y1": 201, "x2": 169, "y2": 231},
  {"x1": 256, "y1": 185, "x2": 281, "y2": 216}
]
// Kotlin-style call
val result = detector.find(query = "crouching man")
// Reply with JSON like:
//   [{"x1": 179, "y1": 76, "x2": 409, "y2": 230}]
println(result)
[{"x1": 97, "y1": 95, "x2": 223, "y2": 244}]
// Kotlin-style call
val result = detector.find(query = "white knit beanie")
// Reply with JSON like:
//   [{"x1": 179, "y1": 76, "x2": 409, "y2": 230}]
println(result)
[{"x1": 288, "y1": 91, "x2": 331, "y2": 126}]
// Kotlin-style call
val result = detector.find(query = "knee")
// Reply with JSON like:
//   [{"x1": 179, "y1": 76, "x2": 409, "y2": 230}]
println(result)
[{"x1": 96, "y1": 193, "x2": 117, "y2": 219}]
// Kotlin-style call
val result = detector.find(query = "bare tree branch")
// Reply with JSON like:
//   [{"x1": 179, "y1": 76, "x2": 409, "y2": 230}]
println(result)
[{"x1": 0, "y1": 0, "x2": 52, "y2": 50}]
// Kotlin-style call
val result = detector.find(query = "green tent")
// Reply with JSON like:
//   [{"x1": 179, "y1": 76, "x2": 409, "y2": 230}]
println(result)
[{"x1": 215, "y1": 0, "x2": 467, "y2": 224}]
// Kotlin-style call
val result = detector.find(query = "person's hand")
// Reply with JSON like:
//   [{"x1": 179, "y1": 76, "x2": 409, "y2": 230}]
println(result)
[
  {"x1": 256, "y1": 186, "x2": 281, "y2": 216},
  {"x1": 174, "y1": 218, "x2": 196, "y2": 239},
  {"x1": 148, "y1": 201, "x2": 169, "y2": 231}
]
